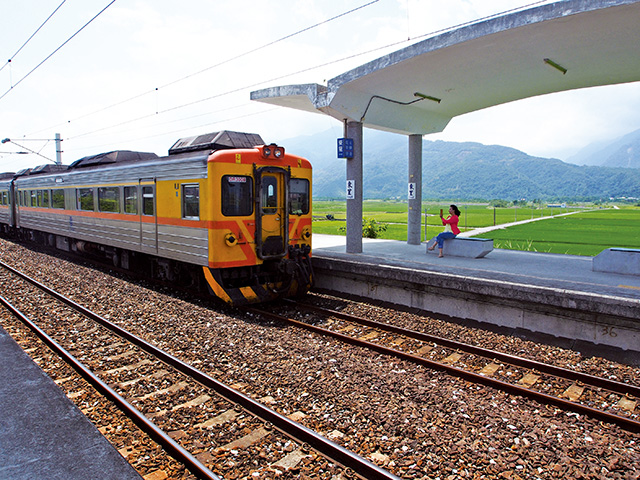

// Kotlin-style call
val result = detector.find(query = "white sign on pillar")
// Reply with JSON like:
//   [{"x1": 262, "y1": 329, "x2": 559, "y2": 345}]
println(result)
[
  {"x1": 346, "y1": 179, "x2": 355, "y2": 200},
  {"x1": 408, "y1": 182, "x2": 416, "y2": 200}
]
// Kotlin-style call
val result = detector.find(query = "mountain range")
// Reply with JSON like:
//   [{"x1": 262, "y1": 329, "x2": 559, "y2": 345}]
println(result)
[
  {"x1": 283, "y1": 128, "x2": 640, "y2": 201},
  {"x1": 566, "y1": 129, "x2": 640, "y2": 168}
]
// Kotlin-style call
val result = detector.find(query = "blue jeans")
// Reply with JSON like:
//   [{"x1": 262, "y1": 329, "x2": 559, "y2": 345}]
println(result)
[{"x1": 434, "y1": 231, "x2": 456, "y2": 248}]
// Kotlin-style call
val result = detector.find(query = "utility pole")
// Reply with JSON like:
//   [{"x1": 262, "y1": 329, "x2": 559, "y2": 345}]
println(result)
[{"x1": 55, "y1": 133, "x2": 62, "y2": 165}]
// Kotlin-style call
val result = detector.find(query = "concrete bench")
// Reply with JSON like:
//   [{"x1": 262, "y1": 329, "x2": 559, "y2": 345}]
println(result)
[
  {"x1": 593, "y1": 248, "x2": 640, "y2": 276},
  {"x1": 426, "y1": 237, "x2": 493, "y2": 258}
]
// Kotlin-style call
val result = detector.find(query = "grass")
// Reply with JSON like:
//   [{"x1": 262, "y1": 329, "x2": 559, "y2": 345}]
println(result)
[
  {"x1": 312, "y1": 200, "x2": 640, "y2": 256},
  {"x1": 474, "y1": 208, "x2": 640, "y2": 256}
]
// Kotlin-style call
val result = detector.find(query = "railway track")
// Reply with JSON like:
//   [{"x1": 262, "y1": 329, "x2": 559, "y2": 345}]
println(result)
[
  {"x1": 0, "y1": 260, "x2": 399, "y2": 480},
  {"x1": 252, "y1": 298, "x2": 640, "y2": 433}
]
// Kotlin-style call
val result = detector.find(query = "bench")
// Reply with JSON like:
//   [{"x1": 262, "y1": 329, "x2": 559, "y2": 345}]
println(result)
[
  {"x1": 593, "y1": 248, "x2": 640, "y2": 276},
  {"x1": 426, "y1": 237, "x2": 493, "y2": 258}
]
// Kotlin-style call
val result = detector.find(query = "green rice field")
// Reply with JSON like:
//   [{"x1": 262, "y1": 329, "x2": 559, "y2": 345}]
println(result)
[{"x1": 312, "y1": 201, "x2": 640, "y2": 256}]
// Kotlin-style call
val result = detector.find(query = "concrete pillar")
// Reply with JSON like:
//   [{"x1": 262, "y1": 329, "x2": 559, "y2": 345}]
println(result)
[
  {"x1": 407, "y1": 134, "x2": 423, "y2": 245},
  {"x1": 345, "y1": 121, "x2": 363, "y2": 253}
]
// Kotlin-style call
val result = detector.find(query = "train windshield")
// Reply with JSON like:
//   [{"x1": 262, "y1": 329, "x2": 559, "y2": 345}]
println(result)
[
  {"x1": 222, "y1": 175, "x2": 253, "y2": 216},
  {"x1": 289, "y1": 178, "x2": 309, "y2": 215}
]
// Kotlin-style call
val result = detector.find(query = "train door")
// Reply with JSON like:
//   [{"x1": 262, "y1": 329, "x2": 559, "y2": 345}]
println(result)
[
  {"x1": 139, "y1": 178, "x2": 157, "y2": 254},
  {"x1": 255, "y1": 166, "x2": 289, "y2": 259}
]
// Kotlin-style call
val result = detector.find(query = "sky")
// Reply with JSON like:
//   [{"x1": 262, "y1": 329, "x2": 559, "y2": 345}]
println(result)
[{"x1": 1, "y1": 0, "x2": 639, "y2": 172}]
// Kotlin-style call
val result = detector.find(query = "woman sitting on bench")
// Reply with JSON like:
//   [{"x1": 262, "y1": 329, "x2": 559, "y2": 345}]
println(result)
[{"x1": 428, "y1": 204, "x2": 461, "y2": 258}]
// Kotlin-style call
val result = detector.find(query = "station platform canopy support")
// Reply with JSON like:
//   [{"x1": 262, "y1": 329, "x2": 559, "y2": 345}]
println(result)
[{"x1": 251, "y1": 0, "x2": 640, "y2": 253}]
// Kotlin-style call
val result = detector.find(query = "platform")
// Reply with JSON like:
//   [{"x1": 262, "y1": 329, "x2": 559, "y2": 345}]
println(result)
[
  {"x1": 312, "y1": 234, "x2": 640, "y2": 363},
  {"x1": 0, "y1": 326, "x2": 142, "y2": 480}
]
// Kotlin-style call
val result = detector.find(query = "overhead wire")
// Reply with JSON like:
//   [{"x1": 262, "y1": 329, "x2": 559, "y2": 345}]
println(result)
[
  {"x1": 0, "y1": 0, "x2": 117, "y2": 102},
  {"x1": 73, "y1": 106, "x2": 281, "y2": 153},
  {"x1": 0, "y1": 0, "x2": 67, "y2": 74},
  {"x1": 29, "y1": 0, "x2": 381, "y2": 136},
  {"x1": 66, "y1": 35, "x2": 410, "y2": 142},
  {"x1": 65, "y1": 0, "x2": 552, "y2": 144},
  {"x1": 27, "y1": 0, "x2": 553, "y2": 154}
]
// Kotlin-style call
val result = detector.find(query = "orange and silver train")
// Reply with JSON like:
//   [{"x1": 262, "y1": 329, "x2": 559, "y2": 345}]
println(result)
[{"x1": 0, "y1": 130, "x2": 313, "y2": 305}]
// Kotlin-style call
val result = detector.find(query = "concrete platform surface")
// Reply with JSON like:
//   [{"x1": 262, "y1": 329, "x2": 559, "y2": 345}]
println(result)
[
  {"x1": 0, "y1": 326, "x2": 142, "y2": 480},
  {"x1": 313, "y1": 234, "x2": 640, "y2": 301}
]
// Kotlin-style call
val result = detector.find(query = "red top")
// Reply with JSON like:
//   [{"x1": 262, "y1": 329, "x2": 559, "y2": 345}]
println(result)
[{"x1": 442, "y1": 215, "x2": 460, "y2": 235}]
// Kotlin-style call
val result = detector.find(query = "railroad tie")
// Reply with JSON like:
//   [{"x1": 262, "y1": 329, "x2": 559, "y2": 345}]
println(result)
[
  {"x1": 617, "y1": 397, "x2": 637, "y2": 412},
  {"x1": 272, "y1": 449, "x2": 307, "y2": 469},
  {"x1": 143, "y1": 469, "x2": 169, "y2": 480},
  {"x1": 100, "y1": 359, "x2": 151, "y2": 375},
  {"x1": 518, "y1": 373, "x2": 540, "y2": 388},
  {"x1": 358, "y1": 331, "x2": 379, "y2": 341},
  {"x1": 171, "y1": 394, "x2": 211, "y2": 412},
  {"x1": 562, "y1": 383, "x2": 584, "y2": 401},
  {"x1": 195, "y1": 409, "x2": 240, "y2": 429},
  {"x1": 416, "y1": 345, "x2": 433, "y2": 355},
  {"x1": 118, "y1": 370, "x2": 168, "y2": 388},
  {"x1": 479, "y1": 363, "x2": 500, "y2": 376},
  {"x1": 215, "y1": 426, "x2": 270, "y2": 453},
  {"x1": 139, "y1": 381, "x2": 189, "y2": 401},
  {"x1": 442, "y1": 352, "x2": 463, "y2": 364}
]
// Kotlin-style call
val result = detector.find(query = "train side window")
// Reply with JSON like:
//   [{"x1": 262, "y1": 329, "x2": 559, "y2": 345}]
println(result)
[
  {"x1": 142, "y1": 186, "x2": 154, "y2": 216},
  {"x1": 30, "y1": 190, "x2": 38, "y2": 207},
  {"x1": 0, "y1": 191, "x2": 6, "y2": 205},
  {"x1": 124, "y1": 186, "x2": 138, "y2": 214},
  {"x1": 98, "y1": 186, "x2": 120, "y2": 213},
  {"x1": 77, "y1": 188, "x2": 94, "y2": 211},
  {"x1": 289, "y1": 178, "x2": 309, "y2": 215},
  {"x1": 52, "y1": 189, "x2": 65, "y2": 209},
  {"x1": 42, "y1": 190, "x2": 50, "y2": 208},
  {"x1": 182, "y1": 184, "x2": 200, "y2": 220},
  {"x1": 221, "y1": 175, "x2": 253, "y2": 217}
]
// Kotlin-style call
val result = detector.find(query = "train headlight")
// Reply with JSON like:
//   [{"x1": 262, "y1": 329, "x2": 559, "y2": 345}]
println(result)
[
  {"x1": 261, "y1": 144, "x2": 285, "y2": 159},
  {"x1": 302, "y1": 226, "x2": 311, "y2": 241}
]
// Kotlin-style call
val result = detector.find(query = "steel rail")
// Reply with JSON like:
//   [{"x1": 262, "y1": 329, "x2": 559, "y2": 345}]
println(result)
[
  {"x1": 290, "y1": 300, "x2": 640, "y2": 397},
  {"x1": 0, "y1": 294, "x2": 220, "y2": 480},
  {"x1": 253, "y1": 305, "x2": 640, "y2": 433},
  {"x1": 0, "y1": 260, "x2": 400, "y2": 480}
]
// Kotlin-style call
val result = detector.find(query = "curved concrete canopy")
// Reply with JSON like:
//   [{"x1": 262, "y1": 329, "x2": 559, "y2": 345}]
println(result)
[{"x1": 251, "y1": 0, "x2": 640, "y2": 135}]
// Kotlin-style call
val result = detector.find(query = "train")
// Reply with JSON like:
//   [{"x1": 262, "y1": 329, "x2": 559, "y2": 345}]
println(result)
[{"x1": 0, "y1": 130, "x2": 313, "y2": 305}]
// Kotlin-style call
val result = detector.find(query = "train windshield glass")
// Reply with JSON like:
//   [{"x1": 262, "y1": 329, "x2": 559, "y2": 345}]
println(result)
[
  {"x1": 289, "y1": 178, "x2": 309, "y2": 215},
  {"x1": 222, "y1": 175, "x2": 253, "y2": 216}
]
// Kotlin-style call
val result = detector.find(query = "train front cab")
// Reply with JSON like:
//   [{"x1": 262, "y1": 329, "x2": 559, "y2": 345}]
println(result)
[
  {"x1": 0, "y1": 173, "x2": 16, "y2": 232},
  {"x1": 203, "y1": 144, "x2": 313, "y2": 305}
]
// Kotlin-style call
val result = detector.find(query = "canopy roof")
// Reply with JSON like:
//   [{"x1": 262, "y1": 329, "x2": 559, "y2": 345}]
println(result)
[{"x1": 252, "y1": 0, "x2": 640, "y2": 135}]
